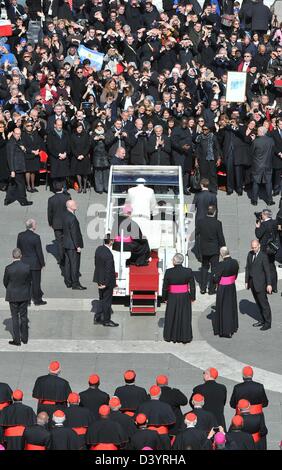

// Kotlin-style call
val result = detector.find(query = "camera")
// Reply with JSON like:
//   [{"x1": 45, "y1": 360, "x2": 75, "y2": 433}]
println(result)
[{"x1": 254, "y1": 211, "x2": 262, "y2": 223}]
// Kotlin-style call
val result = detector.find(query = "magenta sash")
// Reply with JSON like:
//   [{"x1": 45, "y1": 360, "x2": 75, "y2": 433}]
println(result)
[
  {"x1": 114, "y1": 236, "x2": 133, "y2": 243},
  {"x1": 219, "y1": 275, "x2": 237, "y2": 286},
  {"x1": 168, "y1": 284, "x2": 190, "y2": 294}
]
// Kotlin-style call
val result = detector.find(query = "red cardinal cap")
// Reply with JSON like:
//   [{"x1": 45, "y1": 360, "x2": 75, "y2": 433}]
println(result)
[
  {"x1": 13, "y1": 389, "x2": 23, "y2": 400},
  {"x1": 49, "y1": 361, "x2": 60, "y2": 373},
  {"x1": 135, "y1": 413, "x2": 147, "y2": 425},
  {"x1": 99, "y1": 405, "x2": 110, "y2": 417},
  {"x1": 208, "y1": 367, "x2": 218, "y2": 379},
  {"x1": 156, "y1": 375, "x2": 168, "y2": 386},
  {"x1": 149, "y1": 385, "x2": 161, "y2": 397},
  {"x1": 232, "y1": 415, "x2": 243, "y2": 427},
  {"x1": 193, "y1": 393, "x2": 204, "y2": 403},
  {"x1": 238, "y1": 399, "x2": 250, "y2": 410},
  {"x1": 109, "y1": 396, "x2": 121, "y2": 408},
  {"x1": 88, "y1": 374, "x2": 100, "y2": 385},
  {"x1": 68, "y1": 392, "x2": 80, "y2": 404},
  {"x1": 53, "y1": 410, "x2": 65, "y2": 418},
  {"x1": 242, "y1": 366, "x2": 253, "y2": 378},
  {"x1": 185, "y1": 412, "x2": 197, "y2": 422},
  {"x1": 124, "y1": 370, "x2": 136, "y2": 381}
]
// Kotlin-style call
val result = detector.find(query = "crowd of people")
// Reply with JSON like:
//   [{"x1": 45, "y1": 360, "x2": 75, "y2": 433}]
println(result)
[
  {"x1": 0, "y1": 363, "x2": 273, "y2": 450},
  {"x1": 0, "y1": 0, "x2": 281, "y2": 204}
]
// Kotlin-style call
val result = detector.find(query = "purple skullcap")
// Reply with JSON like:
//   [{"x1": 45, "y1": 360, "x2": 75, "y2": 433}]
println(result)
[{"x1": 214, "y1": 432, "x2": 226, "y2": 445}]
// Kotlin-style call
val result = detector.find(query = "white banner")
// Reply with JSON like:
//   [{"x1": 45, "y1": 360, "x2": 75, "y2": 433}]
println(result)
[{"x1": 226, "y1": 71, "x2": 247, "y2": 103}]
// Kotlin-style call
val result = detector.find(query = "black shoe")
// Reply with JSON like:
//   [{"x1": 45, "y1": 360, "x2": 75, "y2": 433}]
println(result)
[
  {"x1": 26, "y1": 187, "x2": 32, "y2": 192},
  {"x1": 273, "y1": 190, "x2": 280, "y2": 197},
  {"x1": 226, "y1": 190, "x2": 233, "y2": 195},
  {"x1": 34, "y1": 300, "x2": 47, "y2": 306},
  {"x1": 266, "y1": 200, "x2": 275, "y2": 206},
  {"x1": 9, "y1": 340, "x2": 21, "y2": 346},
  {"x1": 253, "y1": 321, "x2": 264, "y2": 327},
  {"x1": 251, "y1": 200, "x2": 258, "y2": 206},
  {"x1": 65, "y1": 283, "x2": 72, "y2": 288},
  {"x1": 200, "y1": 290, "x2": 206, "y2": 295},
  {"x1": 103, "y1": 320, "x2": 119, "y2": 327},
  {"x1": 94, "y1": 319, "x2": 104, "y2": 325},
  {"x1": 20, "y1": 200, "x2": 33, "y2": 206},
  {"x1": 260, "y1": 324, "x2": 271, "y2": 331},
  {"x1": 208, "y1": 290, "x2": 216, "y2": 295},
  {"x1": 72, "y1": 285, "x2": 87, "y2": 290},
  {"x1": 31, "y1": 188, "x2": 38, "y2": 193},
  {"x1": 4, "y1": 199, "x2": 13, "y2": 206},
  {"x1": 21, "y1": 340, "x2": 28, "y2": 344},
  {"x1": 237, "y1": 190, "x2": 243, "y2": 196},
  {"x1": 272, "y1": 289, "x2": 278, "y2": 294}
]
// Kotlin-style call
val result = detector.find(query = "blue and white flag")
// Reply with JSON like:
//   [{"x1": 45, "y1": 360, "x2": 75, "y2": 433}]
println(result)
[{"x1": 78, "y1": 45, "x2": 104, "y2": 71}]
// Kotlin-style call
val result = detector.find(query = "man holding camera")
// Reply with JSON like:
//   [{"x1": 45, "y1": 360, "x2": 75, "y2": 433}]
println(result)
[{"x1": 255, "y1": 209, "x2": 278, "y2": 293}]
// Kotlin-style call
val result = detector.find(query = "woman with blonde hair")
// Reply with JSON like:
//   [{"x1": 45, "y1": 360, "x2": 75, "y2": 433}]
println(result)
[{"x1": 100, "y1": 79, "x2": 119, "y2": 104}]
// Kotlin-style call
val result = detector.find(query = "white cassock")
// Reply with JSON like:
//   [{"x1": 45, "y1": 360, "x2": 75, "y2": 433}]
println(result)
[{"x1": 126, "y1": 185, "x2": 159, "y2": 248}]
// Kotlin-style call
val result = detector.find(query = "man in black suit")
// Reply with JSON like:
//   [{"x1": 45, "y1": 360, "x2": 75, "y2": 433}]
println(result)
[
  {"x1": 245, "y1": 239, "x2": 272, "y2": 331},
  {"x1": 255, "y1": 208, "x2": 278, "y2": 292},
  {"x1": 4, "y1": 128, "x2": 33, "y2": 207},
  {"x1": 196, "y1": 205, "x2": 225, "y2": 295},
  {"x1": 17, "y1": 219, "x2": 46, "y2": 306},
  {"x1": 93, "y1": 236, "x2": 118, "y2": 327},
  {"x1": 193, "y1": 179, "x2": 218, "y2": 224},
  {"x1": 63, "y1": 199, "x2": 86, "y2": 290},
  {"x1": 3, "y1": 248, "x2": 31, "y2": 346},
  {"x1": 271, "y1": 118, "x2": 282, "y2": 196},
  {"x1": 47, "y1": 180, "x2": 71, "y2": 268}
]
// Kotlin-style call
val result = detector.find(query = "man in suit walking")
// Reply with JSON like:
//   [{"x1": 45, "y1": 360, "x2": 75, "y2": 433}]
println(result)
[
  {"x1": 93, "y1": 236, "x2": 118, "y2": 327},
  {"x1": 193, "y1": 179, "x2": 218, "y2": 225},
  {"x1": 196, "y1": 205, "x2": 226, "y2": 295},
  {"x1": 47, "y1": 180, "x2": 71, "y2": 268},
  {"x1": 17, "y1": 219, "x2": 46, "y2": 306},
  {"x1": 245, "y1": 239, "x2": 272, "y2": 331},
  {"x1": 63, "y1": 199, "x2": 86, "y2": 290},
  {"x1": 3, "y1": 248, "x2": 31, "y2": 346}
]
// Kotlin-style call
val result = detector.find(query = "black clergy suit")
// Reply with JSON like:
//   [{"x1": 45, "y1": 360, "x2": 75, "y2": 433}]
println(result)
[{"x1": 93, "y1": 244, "x2": 116, "y2": 323}]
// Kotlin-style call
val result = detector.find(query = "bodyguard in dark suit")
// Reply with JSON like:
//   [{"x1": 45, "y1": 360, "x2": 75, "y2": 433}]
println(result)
[
  {"x1": 255, "y1": 208, "x2": 278, "y2": 292},
  {"x1": 62, "y1": 200, "x2": 86, "y2": 290},
  {"x1": 193, "y1": 178, "x2": 218, "y2": 224},
  {"x1": 93, "y1": 237, "x2": 118, "y2": 327},
  {"x1": 3, "y1": 248, "x2": 31, "y2": 346},
  {"x1": 271, "y1": 119, "x2": 282, "y2": 196},
  {"x1": 17, "y1": 219, "x2": 46, "y2": 306},
  {"x1": 47, "y1": 180, "x2": 71, "y2": 267},
  {"x1": 196, "y1": 205, "x2": 225, "y2": 294},
  {"x1": 245, "y1": 239, "x2": 272, "y2": 331}
]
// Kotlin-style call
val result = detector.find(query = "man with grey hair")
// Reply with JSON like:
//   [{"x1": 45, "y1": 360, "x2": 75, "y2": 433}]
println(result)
[
  {"x1": 3, "y1": 248, "x2": 31, "y2": 346},
  {"x1": 251, "y1": 126, "x2": 275, "y2": 206},
  {"x1": 162, "y1": 253, "x2": 195, "y2": 343},
  {"x1": 17, "y1": 219, "x2": 46, "y2": 306},
  {"x1": 212, "y1": 247, "x2": 239, "y2": 338}
]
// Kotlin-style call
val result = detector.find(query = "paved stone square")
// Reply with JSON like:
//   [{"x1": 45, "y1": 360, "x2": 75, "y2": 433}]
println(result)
[{"x1": 0, "y1": 186, "x2": 281, "y2": 449}]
